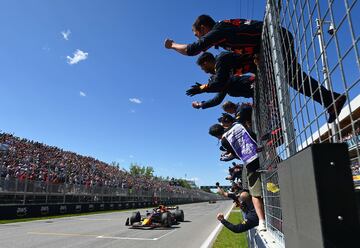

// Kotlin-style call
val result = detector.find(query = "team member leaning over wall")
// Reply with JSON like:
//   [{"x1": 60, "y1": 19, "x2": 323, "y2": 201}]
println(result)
[
  {"x1": 222, "y1": 101, "x2": 253, "y2": 130},
  {"x1": 208, "y1": 121, "x2": 266, "y2": 232},
  {"x1": 164, "y1": 14, "x2": 346, "y2": 123},
  {"x1": 217, "y1": 191, "x2": 259, "y2": 233},
  {"x1": 186, "y1": 52, "x2": 255, "y2": 109}
]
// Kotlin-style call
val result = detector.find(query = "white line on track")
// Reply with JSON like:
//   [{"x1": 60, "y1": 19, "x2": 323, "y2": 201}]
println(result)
[
  {"x1": 199, "y1": 203, "x2": 234, "y2": 248},
  {"x1": 28, "y1": 232, "x2": 99, "y2": 238},
  {"x1": 96, "y1": 236, "x2": 157, "y2": 241},
  {"x1": 154, "y1": 229, "x2": 177, "y2": 240},
  {"x1": 27, "y1": 229, "x2": 177, "y2": 241},
  {"x1": 0, "y1": 208, "x2": 141, "y2": 227},
  {"x1": 77, "y1": 218, "x2": 113, "y2": 221},
  {"x1": 28, "y1": 231, "x2": 157, "y2": 241}
]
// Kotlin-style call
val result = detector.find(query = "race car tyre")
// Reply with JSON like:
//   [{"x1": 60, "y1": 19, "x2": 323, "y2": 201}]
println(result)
[
  {"x1": 130, "y1": 211, "x2": 141, "y2": 225},
  {"x1": 161, "y1": 212, "x2": 172, "y2": 227},
  {"x1": 174, "y1": 209, "x2": 184, "y2": 222}
]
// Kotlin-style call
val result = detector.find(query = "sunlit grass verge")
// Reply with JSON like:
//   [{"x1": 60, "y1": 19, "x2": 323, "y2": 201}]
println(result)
[
  {"x1": 0, "y1": 208, "x2": 147, "y2": 225},
  {"x1": 212, "y1": 208, "x2": 248, "y2": 248}
]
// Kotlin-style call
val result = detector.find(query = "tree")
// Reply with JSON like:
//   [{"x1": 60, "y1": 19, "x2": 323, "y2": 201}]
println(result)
[
  {"x1": 129, "y1": 163, "x2": 155, "y2": 177},
  {"x1": 129, "y1": 163, "x2": 142, "y2": 176},
  {"x1": 201, "y1": 187, "x2": 212, "y2": 193},
  {"x1": 177, "y1": 179, "x2": 191, "y2": 189},
  {"x1": 140, "y1": 166, "x2": 146, "y2": 175},
  {"x1": 145, "y1": 166, "x2": 154, "y2": 177}
]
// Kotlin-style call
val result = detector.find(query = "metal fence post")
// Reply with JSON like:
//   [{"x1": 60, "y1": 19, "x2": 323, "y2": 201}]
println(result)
[{"x1": 316, "y1": 18, "x2": 338, "y2": 142}]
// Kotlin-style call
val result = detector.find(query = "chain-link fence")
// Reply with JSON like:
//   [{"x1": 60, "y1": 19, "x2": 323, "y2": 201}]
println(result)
[{"x1": 255, "y1": 0, "x2": 360, "y2": 245}]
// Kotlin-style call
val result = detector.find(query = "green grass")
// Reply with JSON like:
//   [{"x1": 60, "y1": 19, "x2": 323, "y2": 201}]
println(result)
[
  {"x1": 0, "y1": 208, "x2": 146, "y2": 224},
  {"x1": 212, "y1": 208, "x2": 248, "y2": 248}
]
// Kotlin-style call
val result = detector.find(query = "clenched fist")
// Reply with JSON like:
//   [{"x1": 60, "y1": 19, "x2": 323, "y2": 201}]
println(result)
[
  {"x1": 217, "y1": 213, "x2": 224, "y2": 221},
  {"x1": 164, "y1": 39, "x2": 174, "y2": 49}
]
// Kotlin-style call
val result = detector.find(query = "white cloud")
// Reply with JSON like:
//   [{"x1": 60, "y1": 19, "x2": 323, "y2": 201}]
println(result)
[
  {"x1": 130, "y1": 109, "x2": 136, "y2": 113},
  {"x1": 66, "y1": 49, "x2": 88, "y2": 65},
  {"x1": 129, "y1": 98, "x2": 142, "y2": 104},
  {"x1": 61, "y1": 29, "x2": 71, "y2": 40},
  {"x1": 129, "y1": 155, "x2": 134, "y2": 158},
  {"x1": 79, "y1": 91, "x2": 86, "y2": 97}
]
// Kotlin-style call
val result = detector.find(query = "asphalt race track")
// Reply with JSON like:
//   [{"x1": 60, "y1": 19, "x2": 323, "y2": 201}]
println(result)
[{"x1": 0, "y1": 201, "x2": 234, "y2": 248}]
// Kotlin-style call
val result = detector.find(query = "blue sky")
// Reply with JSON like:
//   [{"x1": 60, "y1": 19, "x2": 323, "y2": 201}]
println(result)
[{"x1": 0, "y1": 0, "x2": 266, "y2": 186}]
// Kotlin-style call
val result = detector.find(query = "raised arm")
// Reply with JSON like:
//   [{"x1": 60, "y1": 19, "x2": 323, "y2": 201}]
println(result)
[
  {"x1": 165, "y1": 25, "x2": 226, "y2": 56},
  {"x1": 191, "y1": 92, "x2": 227, "y2": 110},
  {"x1": 217, "y1": 212, "x2": 258, "y2": 233},
  {"x1": 164, "y1": 39, "x2": 188, "y2": 55}
]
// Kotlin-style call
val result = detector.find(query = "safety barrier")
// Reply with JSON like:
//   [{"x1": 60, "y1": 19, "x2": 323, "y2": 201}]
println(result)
[{"x1": 0, "y1": 177, "x2": 223, "y2": 219}]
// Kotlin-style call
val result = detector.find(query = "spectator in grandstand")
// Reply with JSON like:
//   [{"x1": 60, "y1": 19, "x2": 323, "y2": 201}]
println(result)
[
  {"x1": 355, "y1": 126, "x2": 360, "y2": 136},
  {"x1": 0, "y1": 133, "x2": 188, "y2": 194},
  {"x1": 352, "y1": 164, "x2": 360, "y2": 175},
  {"x1": 217, "y1": 191, "x2": 259, "y2": 233},
  {"x1": 164, "y1": 14, "x2": 346, "y2": 123},
  {"x1": 187, "y1": 52, "x2": 254, "y2": 110},
  {"x1": 209, "y1": 123, "x2": 266, "y2": 231}
]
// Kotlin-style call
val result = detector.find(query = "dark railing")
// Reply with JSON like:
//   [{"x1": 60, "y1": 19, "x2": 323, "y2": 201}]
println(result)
[{"x1": 0, "y1": 177, "x2": 222, "y2": 205}]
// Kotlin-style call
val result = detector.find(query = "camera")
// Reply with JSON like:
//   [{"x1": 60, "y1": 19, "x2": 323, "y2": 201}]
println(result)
[{"x1": 328, "y1": 22, "x2": 335, "y2": 35}]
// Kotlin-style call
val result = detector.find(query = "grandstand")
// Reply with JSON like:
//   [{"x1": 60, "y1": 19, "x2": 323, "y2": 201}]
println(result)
[
  {"x1": 0, "y1": 132, "x2": 222, "y2": 219},
  {"x1": 298, "y1": 95, "x2": 360, "y2": 188}
]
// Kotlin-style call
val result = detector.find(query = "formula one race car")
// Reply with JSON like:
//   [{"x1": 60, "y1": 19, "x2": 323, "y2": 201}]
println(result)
[{"x1": 125, "y1": 205, "x2": 185, "y2": 228}]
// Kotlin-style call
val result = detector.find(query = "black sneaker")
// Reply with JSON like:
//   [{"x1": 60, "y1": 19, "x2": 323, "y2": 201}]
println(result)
[{"x1": 327, "y1": 94, "x2": 347, "y2": 123}]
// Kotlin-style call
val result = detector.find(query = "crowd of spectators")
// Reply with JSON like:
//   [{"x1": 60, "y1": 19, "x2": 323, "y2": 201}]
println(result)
[
  {"x1": 352, "y1": 164, "x2": 360, "y2": 175},
  {"x1": 0, "y1": 132, "x2": 183, "y2": 193},
  {"x1": 343, "y1": 126, "x2": 360, "y2": 148},
  {"x1": 343, "y1": 126, "x2": 360, "y2": 179}
]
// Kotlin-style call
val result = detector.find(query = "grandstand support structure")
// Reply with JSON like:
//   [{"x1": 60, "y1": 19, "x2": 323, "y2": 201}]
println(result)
[{"x1": 254, "y1": 0, "x2": 360, "y2": 247}]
